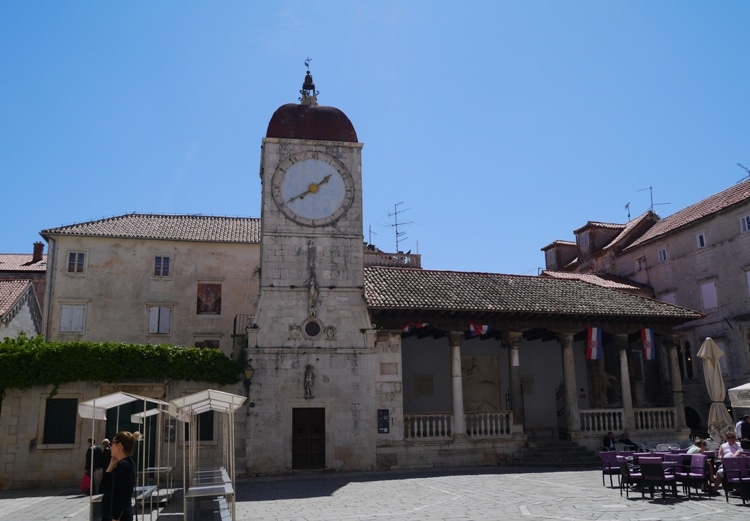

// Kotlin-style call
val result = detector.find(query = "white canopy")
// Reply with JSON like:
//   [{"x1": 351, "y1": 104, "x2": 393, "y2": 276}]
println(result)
[
  {"x1": 728, "y1": 382, "x2": 750, "y2": 409},
  {"x1": 78, "y1": 391, "x2": 168, "y2": 420},
  {"x1": 168, "y1": 389, "x2": 246, "y2": 421}
]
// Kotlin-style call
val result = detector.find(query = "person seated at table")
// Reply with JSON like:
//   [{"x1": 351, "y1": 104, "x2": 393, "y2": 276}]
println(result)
[
  {"x1": 738, "y1": 438, "x2": 750, "y2": 456},
  {"x1": 602, "y1": 431, "x2": 616, "y2": 451},
  {"x1": 687, "y1": 438, "x2": 706, "y2": 454},
  {"x1": 717, "y1": 432, "x2": 741, "y2": 461},
  {"x1": 618, "y1": 431, "x2": 638, "y2": 451},
  {"x1": 686, "y1": 439, "x2": 721, "y2": 494}
]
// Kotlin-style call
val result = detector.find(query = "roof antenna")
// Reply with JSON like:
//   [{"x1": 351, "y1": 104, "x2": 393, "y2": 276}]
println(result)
[
  {"x1": 737, "y1": 163, "x2": 750, "y2": 183},
  {"x1": 624, "y1": 202, "x2": 631, "y2": 221},
  {"x1": 387, "y1": 202, "x2": 414, "y2": 253},
  {"x1": 637, "y1": 186, "x2": 670, "y2": 214}
]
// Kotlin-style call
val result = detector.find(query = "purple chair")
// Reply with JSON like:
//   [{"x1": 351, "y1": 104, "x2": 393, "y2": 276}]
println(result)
[
  {"x1": 617, "y1": 455, "x2": 642, "y2": 498},
  {"x1": 722, "y1": 457, "x2": 750, "y2": 504},
  {"x1": 674, "y1": 454, "x2": 708, "y2": 498},
  {"x1": 599, "y1": 451, "x2": 620, "y2": 487},
  {"x1": 639, "y1": 456, "x2": 678, "y2": 499}
]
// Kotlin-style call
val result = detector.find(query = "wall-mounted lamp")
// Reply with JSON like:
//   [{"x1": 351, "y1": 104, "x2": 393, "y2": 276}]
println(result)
[{"x1": 243, "y1": 364, "x2": 255, "y2": 399}]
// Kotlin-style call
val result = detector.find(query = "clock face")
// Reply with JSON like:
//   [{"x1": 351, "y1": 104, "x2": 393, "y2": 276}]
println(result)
[{"x1": 271, "y1": 151, "x2": 354, "y2": 227}]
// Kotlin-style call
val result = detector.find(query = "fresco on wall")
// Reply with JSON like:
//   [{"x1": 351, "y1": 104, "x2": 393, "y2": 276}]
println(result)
[
  {"x1": 461, "y1": 354, "x2": 501, "y2": 412},
  {"x1": 197, "y1": 283, "x2": 222, "y2": 315}
]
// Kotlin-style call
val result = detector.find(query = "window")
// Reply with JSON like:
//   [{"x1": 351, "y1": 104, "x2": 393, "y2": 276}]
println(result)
[
  {"x1": 148, "y1": 306, "x2": 172, "y2": 334},
  {"x1": 154, "y1": 256, "x2": 171, "y2": 277},
  {"x1": 658, "y1": 248, "x2": 669, "y2": 263},
  {"x1": 43, "y1": 398, "x2": 77, "y2": 444},
  {"x1": 696, "y1": 233, "x2": 706, "y2": 248},
  {"x1": 741, "y1": 214, "x2": 750, "y2": 233},
  {"x1": 184, "y1": 411, "x2": 214, "y2": 441},
  {"x1": 67, "y1": 251, "x2": 86, "y2": 274},
  {"x1": 636, "y1": 257, "x2": 646, "y2": 272},
  {"x1": 197, "y1": 283, "x2": 222, "y2": 315},
  {"x1": 60, "y1": 304, "x2": 85, "y2": 332},
  {"x1": 659, "y1": 293, "x2": 676, "y2": 305},
  {"x1": 700, "y1": 281, "x2": 718, "y2": 310}
]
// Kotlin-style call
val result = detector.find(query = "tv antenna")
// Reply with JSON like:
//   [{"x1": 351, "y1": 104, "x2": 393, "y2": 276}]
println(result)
[
  {"x1": 624, "y1": 202, "x2": 631, "y2": 221},
  {"x1": 638, "y1": 186, "x2": 670, "y2": 213},
  {"x1": 737, "y1": 163, "x2": 750, "y2": 182},
  {"x1": 387, "y1": 202, "x2": 414, "y2": 252},
  {"x1": 367, "y1": 225, "x2": 378, "y2": 246}
]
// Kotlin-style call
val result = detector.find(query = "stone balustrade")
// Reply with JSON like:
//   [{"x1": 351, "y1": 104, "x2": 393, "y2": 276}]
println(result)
[
  {"x1": 404, "y1": 412, "x2": 513, "y2": 439},
  {"x1": 579, "y1": 407, "x2": 677, "y2": 434}
]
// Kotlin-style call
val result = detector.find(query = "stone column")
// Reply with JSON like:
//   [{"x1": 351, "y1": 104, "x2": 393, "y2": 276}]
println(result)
[
  {"x1": 448, "y1": 331, "x2": 466, "y2": 436},
  {"x1": 558, "y1": 332, "x2": 579, "y2": 436},
  {"x1": 663, "y1": 335, "x2": 687, "y2": 429},
  {"x1": 503, "y1": 332, "x2": 524, "y2": 426},
  {"x1": 614, "y1": 333, "x2": 635, "y2": 432}
]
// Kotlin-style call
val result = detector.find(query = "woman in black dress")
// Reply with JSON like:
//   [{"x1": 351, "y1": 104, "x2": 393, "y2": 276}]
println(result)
[{"x1": 100, "y1": 431, "x2": 140, "y2": 521}]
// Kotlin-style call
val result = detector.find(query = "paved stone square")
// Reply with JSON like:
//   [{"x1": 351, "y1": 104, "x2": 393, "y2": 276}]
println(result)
[{"x1": 1, "y1": 467, "x2": 748, "y2": 521}]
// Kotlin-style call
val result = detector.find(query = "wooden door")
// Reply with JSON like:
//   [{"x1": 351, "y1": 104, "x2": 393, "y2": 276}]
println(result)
[{"x1": 292, "y1": 408, "x2": 325, "y2": 469}]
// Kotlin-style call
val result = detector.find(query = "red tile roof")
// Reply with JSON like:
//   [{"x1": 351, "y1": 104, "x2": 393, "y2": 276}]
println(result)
[
  {"x1": 364, "y1": 266, "x2": 700, "y2": 321},
  {"x1": 0, "y1": 254, "x2": 47, "y2": 272},
  {"x1": 626, "y1": 180, "x2": 750, "y2": 249},
  {"x1": 41, "y1": 213, "x2": 261, "y2": 244},
  {"x1": 0, "y1": 279, "x2": 33, "y2": 317}
]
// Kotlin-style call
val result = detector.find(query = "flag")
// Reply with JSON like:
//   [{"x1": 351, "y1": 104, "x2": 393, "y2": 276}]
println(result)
[
  {"x1": 586, "y1": 327, "x2": 603, "y2": 360},
  {"x1": 467, "y1": 321, "x2": 492, "y2": 337},
  {"x1": 641, "y1": 328, "x2": 656, "y2": 360},
  {"x1": 402, "y1": 322, "x2": 428, "y2": 333}
]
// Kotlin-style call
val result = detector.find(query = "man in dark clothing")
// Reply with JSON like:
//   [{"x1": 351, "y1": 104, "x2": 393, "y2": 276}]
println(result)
[
  {"x1": 84, "y1": 438, "x2": 103, "y2": 493},
  {"x1": 741, "y1": 414, "x2": 750, "y2": 442}
]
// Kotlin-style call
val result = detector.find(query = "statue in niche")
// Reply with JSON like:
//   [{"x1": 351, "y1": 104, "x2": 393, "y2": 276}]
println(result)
[
  {"x1": 325, "y1": 325, "x2": 337, "y2": 340},
  {"x1": 288, "y1": 324, "x2": 301, "y2": 340},
  {"x1": 304, "y1": 365, "x2": 314, "y2": 399},
  {"x1": 306, "y1": 273, "x2": 319, "y2": 317}
]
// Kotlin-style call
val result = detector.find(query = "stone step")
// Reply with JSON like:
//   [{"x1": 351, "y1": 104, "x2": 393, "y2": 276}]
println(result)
[{"x1": 502, "y1": 439, "x2": 600, "y2": 467}]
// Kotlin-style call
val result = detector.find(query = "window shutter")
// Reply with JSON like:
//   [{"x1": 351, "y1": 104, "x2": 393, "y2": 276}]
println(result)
[
  {"x1": 148, "y1": 306, "x2": 160, "y2": 333},
  {"x1": 159, "y1": 307, "x2": 171, "y2": 334}
]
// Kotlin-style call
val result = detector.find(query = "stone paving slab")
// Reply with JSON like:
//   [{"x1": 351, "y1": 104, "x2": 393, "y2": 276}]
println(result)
[{"x1": 1, "y1": 467, "x2": 748, "y2": 521}]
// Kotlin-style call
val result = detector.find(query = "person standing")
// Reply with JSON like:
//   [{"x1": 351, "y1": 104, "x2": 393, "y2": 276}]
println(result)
[
  {"x1": 98, "y1": 438, "x2": 111, "y2": 491},
  {"x1": 740, "y1": 414, "x2": 750, "y2": 442},
  {"x1": 100, "y1": 431, "x2": 140, "y2": 521},
  {"x1": 84, "y1": 439, "x2": 103, "y2": 494}
]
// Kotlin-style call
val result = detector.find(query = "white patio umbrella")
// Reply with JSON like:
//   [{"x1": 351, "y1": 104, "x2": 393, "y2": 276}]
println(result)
[{"x1": 697, "y1": 337, "x2": 735, "y2": 441}]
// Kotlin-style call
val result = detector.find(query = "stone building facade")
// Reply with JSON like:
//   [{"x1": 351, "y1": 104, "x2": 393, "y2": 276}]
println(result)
[{"x1": 542, "y1": 180, "x2": 750, "y2": 433}]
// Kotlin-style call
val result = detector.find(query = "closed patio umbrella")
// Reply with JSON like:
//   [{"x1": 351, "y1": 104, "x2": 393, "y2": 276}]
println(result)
[{"x1": 697, "y1": 337, "x2": 734, "y2": 441}]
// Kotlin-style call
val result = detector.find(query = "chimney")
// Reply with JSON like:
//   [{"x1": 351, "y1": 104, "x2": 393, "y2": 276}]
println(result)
[{"x1": 32, "y1": 241, "x2": 44, "y2": 262}]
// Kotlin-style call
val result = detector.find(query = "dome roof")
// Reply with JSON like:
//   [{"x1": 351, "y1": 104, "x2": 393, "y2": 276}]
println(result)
[{"x1": 266, "y1": 103, "x2": 358, "y2": 143}]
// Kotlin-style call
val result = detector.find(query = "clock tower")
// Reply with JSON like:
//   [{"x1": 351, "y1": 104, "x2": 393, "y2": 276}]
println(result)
[
  {"x1": 252, "y1": 65, "x2": 372, "y2": 348},
  {"x1": 246, "y1": 64, "x2": 378, "y2": 474}
]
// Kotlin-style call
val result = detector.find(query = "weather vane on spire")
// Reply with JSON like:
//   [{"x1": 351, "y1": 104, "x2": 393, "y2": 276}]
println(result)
[{"x1": 300, "y1": 57, "x2": 319, "y2": 106}]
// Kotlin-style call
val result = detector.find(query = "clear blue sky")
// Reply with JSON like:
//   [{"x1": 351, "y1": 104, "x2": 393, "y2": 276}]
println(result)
[{"x1": 2, "y1": 1, "x2": 749, "y2": 275}]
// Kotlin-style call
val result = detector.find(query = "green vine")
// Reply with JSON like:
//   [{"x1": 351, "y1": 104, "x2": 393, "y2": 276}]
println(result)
[{"x1": 0, "y1": 335, "x2": 243, "y2": 391}]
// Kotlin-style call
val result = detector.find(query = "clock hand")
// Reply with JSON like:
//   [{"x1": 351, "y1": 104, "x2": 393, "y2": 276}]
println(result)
[{"x1": 287, "y1": 175, "x2": 332, "y2": 203}]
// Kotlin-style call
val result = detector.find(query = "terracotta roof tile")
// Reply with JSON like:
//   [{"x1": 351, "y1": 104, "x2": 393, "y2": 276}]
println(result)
[
  {"x1": 0, "y1": 279, "x2": 32, "y2": 317},
  {"x1": 363, "y1": 266, "x2": 700, "y2": 320},
  {"x1": 626, "y1": 180, "x2": 750, "y2": 249},
  {"x1": 0, "y1": 254, "x2": 47, "y2": 272},
  {"x1": 41, "y1": 213, "x2": 261, "y2": 244}
]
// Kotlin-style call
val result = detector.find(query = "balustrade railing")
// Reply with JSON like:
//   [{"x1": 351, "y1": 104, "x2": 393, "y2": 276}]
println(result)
[
  {"x1": 579, "y1": 409, "x2": 624, "y2": 432},
  {"x1": 634, "y1": 407, "x2": 676, "y2": 431},
  {"x1": 579, "y1": 407, "x2": 676, "y2": 433},
  {"x1": 404, "y1": 414, "x2": 452, "y2": 439},
  {"x1": 466, "y1": 412, "x2": 512, "y2": 436}
]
